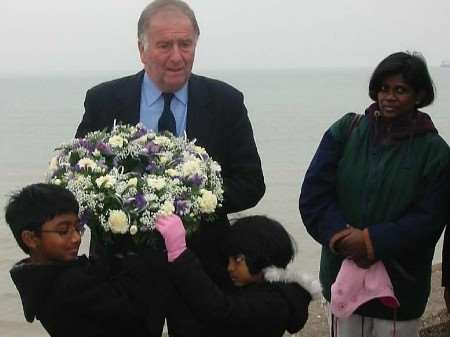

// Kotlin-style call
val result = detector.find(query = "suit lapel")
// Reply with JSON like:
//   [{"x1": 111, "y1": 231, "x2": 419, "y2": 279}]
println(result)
[
  {"x1": 186, "y1": 74, "x2": 213, "y2": 146},
  {"x1": 116, "y1": 70, "x2": 144, "y2": 126}
]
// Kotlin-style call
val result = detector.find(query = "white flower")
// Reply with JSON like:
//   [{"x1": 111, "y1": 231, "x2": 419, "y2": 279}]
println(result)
[
  {"x1": 147, "y1": 177, "x2": 166, "y2": 190},
  {"x1": 78, "y1": 158, "x2": 97, "y2": 171},
  {"x1": 108, "y1": 210, "x2": 129, "y2": 234},
  {"x1": 160, "y1": 200, "x2": 175, "y2": 215},
  {"x1": 198, "y1": 189, "x2": 217, "y2": 213},
  {"x1": 165, "y1": 168, "x2": 178, "y2": 177},
  {"x1": 127, "y1": 177, "x2": 138, "y2": 187},
  {"x1": 53, "y1": 178, "x2": 62, "y2": 185},
  {"x1": 134, "y1": 135, "x2": 148, "y2": 145},
  {"x1": 153, "y1": 136, "x2": 171, "y2": 146},
  {"x1": 194, "y1": 145, "x2": 207, "y2": 155},
  {"x1": 211, "y1": 161, "x2": 222, "y2": 173},
  {"x1": 129, "y1": 225, "x2": 138, "y2": 235},
  {"x1": 108, "y1": 135, "x2": 126, "y2": 148},
  {"x1": 93, "y1": 149, "x2": 101, "y2": 158},
  {"x1": 181, "y1": 159, "x2": 201, "y2": 177},
  {"x1": 48, "y1": 156, "x2": 59, "y2": 172},
  {"x1": 95, "y1": 175, "x2": 116, "y2": 188}
]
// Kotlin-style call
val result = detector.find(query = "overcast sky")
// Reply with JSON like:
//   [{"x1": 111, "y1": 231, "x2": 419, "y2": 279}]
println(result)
[{"x1": 2, "y1": 0, "x2": 450, "y2": 74}]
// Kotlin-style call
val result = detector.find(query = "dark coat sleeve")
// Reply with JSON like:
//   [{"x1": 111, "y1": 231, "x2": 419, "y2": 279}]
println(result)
[
  {"x1": 210, "y1": 85, "x2": 265, "y2": 214},
  {"x1": 169, "y1": 250, "x2": 308, "y2": 336},
  {"x1": 299, "y1": 129, "x2": 349, "y2": 246},
  {"x1": 42, "y1": 256, "x2": 166, "y2": 337}
]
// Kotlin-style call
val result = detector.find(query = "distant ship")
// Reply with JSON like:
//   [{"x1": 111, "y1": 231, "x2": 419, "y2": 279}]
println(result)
[{"x1": 441, "y1": 60, "x2": 450, "y2": 67}]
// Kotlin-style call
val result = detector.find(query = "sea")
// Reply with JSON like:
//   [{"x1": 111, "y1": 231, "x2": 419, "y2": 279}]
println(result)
[{"x1": 1, "y1": 67, "x2": 450, "y2": 336}]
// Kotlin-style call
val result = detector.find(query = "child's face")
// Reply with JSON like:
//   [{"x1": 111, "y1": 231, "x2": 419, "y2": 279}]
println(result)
[
  {"x1": 227, "y1": 255, "x2": 261, "y2": 287},
  {"x1": 29, "y1": 213, "x2": 82, "y2": 263}
]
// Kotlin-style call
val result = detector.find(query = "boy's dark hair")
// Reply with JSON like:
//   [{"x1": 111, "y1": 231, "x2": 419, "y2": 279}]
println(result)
[
  {"x1": 225, "y1": 215, "x2": 296, "y2": 275},
  {"x1": 5, "y1": 183, "x2": 79, "y2": 254},
  {"x1": 369, "y1": 51, "x2": 435, "y2": 108}
]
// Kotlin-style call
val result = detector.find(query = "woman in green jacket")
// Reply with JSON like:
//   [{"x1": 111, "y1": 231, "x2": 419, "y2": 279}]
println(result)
[{"x1": 300, "y1": 52, "x2": 450, "y2": 337}]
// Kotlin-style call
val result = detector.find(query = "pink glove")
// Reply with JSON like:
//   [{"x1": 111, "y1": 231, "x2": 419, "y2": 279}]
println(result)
[{"x1": 155, "y1": 215, "x2": 186, "y2": 262}]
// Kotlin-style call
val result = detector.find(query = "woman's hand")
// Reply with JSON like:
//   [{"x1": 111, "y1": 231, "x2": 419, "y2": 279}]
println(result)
[
  {"x1": 155, "y1": 215, "x2": 187, "y2": 262},
  {"x1": 335, "y1": 227, "x2": 367, "y2": 258}
]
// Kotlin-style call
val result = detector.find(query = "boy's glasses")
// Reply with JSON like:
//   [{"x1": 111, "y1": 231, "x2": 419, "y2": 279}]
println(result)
[{"x1": 37, "y1": 224, "x2": 86, "y2": 238}]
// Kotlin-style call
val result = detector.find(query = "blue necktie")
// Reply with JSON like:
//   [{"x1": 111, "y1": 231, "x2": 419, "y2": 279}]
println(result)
[{"x1": 158, "y1": 93, "x2": 176, "y2": 135}]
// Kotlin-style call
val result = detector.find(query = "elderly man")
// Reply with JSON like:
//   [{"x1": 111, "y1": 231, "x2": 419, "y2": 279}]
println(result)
[{"x1": 76, "y1": 1, "x2": 265, "y2": 336}]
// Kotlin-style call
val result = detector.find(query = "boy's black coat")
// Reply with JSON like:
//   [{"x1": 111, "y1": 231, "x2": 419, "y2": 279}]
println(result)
[
  {"x1": 10, "y1": 254, "x2": 167, "y2": 337},
  {"x1": 169, "y1": 250, "x2": 312, "y2": 337}
]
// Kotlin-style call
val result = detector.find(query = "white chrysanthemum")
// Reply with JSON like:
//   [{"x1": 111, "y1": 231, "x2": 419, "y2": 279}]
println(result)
[
  {"x1": 147, "y1": 177, "x2": 166, "y2": 190},
  {"x1": 165, "y1": 168, "x2": 178, "y2": 177},
  {"x1": 127, "y1": 177, "x2": 138, "y2": 187},
  {"x1": 53, "y1": 178, "x2": 62, "y2": 185},
  {"x1": 159, "y1": 155, "x2": 169, "y2": 164},
  {"x1": 108, "y1": 135, "x2": 126, "y2": 148},
  {"x1": 78, "y1": 158, "x2": 97, "y2": 170},
  {"x1": 181, "y1": 159, "x2": 201, "y2": 177},
  {"x1": 95, "y1": 175, "x2": 116, "y2": 188},
  {"x1": 92, "y1": 149, "x2": 101, "y2": 158},
  {"x1": 108, "y1": 210, "x2": 129, "y2": 234},
  {"x1": 160, "y1": 200, "x2": 175, "y2": 215},
  {"x1": 198, "y1": 189, "x2": 217, "y2": 213},
  {"x1": 48, "y1": 156, "x2": 59, "y2": 172},
  {"x1": 193, "y1": 145, "x2": 207, "y2": 155},
  {"x1": 153, "y1": 136, "x2": 171, "y2": 146},
  {"x1": 134, "y1": 135, "x2": 148, "y2": 145},
  {"x1": 129, "y1": 225, "x2": 138, "y2": 235}
]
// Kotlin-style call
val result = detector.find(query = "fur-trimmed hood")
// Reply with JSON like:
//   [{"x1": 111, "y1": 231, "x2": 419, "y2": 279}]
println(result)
[
  {"x1": 263, "y1": 265, "x2": 321, "y2": 334},
  {"x1": 263, "y1": 265, "x2": 321, "y2": 299}
]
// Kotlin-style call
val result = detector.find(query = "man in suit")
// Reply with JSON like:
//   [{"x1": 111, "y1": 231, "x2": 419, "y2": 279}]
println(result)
[{"x1": 75, "y1": 1, "x2": 265, "y2": 335}]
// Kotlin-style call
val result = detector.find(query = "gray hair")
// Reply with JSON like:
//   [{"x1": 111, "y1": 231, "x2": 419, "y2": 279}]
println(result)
[{"x1": 138, "y1": 0, "x2": 200, "y2": 48}]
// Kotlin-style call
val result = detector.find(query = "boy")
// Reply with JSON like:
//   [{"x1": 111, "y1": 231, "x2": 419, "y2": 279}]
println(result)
[
  {"x1": 5, "y1": 183, "x2": 166, "y2": 337},
  {"x1": 156, "y1": 214, "x2": 320, "y2": 337}
]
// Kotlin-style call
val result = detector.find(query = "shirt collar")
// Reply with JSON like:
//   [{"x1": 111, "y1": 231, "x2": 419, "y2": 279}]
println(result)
[{"x1": 142, "y1": 73, "x2": 188, "y2": 106}]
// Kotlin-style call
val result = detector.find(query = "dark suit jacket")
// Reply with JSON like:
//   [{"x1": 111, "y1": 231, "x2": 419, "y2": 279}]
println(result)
[{"x1": 75, "y1": 70, "x2": 265, "y2": 287}]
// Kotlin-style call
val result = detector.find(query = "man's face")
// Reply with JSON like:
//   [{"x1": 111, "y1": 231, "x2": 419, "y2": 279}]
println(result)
[
  {"x1": 30, "y1": 213, "x2": 82, "y2": 263},
  {"x1": 139, "y1": 8, "x2": 197, "y2": 93}
]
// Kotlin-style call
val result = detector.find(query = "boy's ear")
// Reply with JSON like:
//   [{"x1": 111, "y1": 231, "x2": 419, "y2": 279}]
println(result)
[{"x1": 21, "y1": 230, "x2": 39, "y2": 250}]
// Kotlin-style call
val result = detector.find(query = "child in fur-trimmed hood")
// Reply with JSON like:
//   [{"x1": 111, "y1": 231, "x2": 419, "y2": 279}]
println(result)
[{"x1": 156, "y1": 215, "x2": 321, "y2": 337}]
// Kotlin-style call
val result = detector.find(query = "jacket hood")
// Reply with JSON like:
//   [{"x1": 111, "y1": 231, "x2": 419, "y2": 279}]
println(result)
[
  {"x1": 365, "y1": 102, "x2": 437, "y2": 140},
  {"x1": 263, "y1": 265, "x2": 321, "y2": 333},
  {"x1": 9, "y1": 256, "x2": 88, "y2": 322}
]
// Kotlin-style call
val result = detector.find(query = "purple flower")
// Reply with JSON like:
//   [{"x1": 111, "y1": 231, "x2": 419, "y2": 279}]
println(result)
[
  {"x1": 133, "y1": 126, "x2": 148, "y2": 139},
  {"x1": 145, "y1": 162, "x2": 157, "y2": 173},
  {"x1": 175, "y1": 199, "x2": 190, "y2": 215},
  {"x1": 188, "y1": 174, "x2": 203, "y2": 186},
  {"x1": 78, "y1": 139, "x2": 95, "y2": 153},
  {"x1": 135, "y1": 193, "x2": 147, "y2": 210},
  {"x1": 96, "y1": 142, "x2": 114, "y2": 156},
  {"x1": 145, "y1": 142, "x2": 161, "y2": 155}
]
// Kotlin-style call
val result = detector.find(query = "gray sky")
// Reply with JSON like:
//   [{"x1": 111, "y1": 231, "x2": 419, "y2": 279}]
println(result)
[{"x1": 2, "y1": 0, "x2": 450, "y2": 74}]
